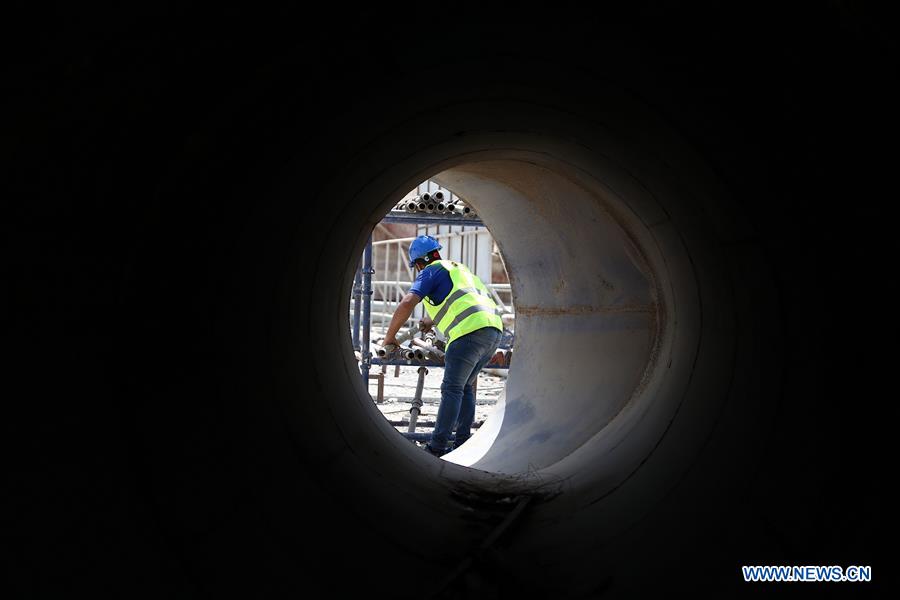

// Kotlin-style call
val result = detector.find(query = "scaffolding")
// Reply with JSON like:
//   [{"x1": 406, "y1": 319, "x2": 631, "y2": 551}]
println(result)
[
  {"x1": 352, "y1": 204, "x2": 513, "y2": 384},
  {"x1": 350, "y1": 197, "x2": 514, "y2": 443}
]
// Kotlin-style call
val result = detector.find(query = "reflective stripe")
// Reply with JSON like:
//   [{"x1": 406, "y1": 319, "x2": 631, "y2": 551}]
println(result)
[
  {"x1": 431, "y1": 286, "x2": 487, "y2": 325},
  {"x1": 431, "y1": 288, "x2": 469, "y2": 325},
  {"x1": 443, "y1": 305, "x2": 497, "y2": 336}
]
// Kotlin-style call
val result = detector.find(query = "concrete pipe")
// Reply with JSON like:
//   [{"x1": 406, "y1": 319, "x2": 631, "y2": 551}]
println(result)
[
  {"x1": 27, "y1": 12, "x2": 885, "y2": 600},
  {"x1": 296, "y1": 79, "x2": 790, "y2": 594}
]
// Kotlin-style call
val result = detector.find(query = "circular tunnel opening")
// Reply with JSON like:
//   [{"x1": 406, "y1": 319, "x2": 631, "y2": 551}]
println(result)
[
  {"x1": 329, "y1": 146, "x2": 677, "y2": 485},
  {"x1": 350, "y1": 181, "x2": 515, "y2": 462}
]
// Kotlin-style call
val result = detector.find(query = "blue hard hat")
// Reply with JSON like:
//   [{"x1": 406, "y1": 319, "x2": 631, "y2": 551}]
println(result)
[{"x1": 408, "y1": 235, "x2": 442, "y2": 267}]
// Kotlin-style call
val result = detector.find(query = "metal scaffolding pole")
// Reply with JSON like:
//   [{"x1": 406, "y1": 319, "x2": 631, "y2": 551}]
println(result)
[
  {"x1": 352, "y1": 261, "x2": 362, "y2": 352},
  {"x1": 408, "y1": 366, "x2": 428, "y2": 432},
  {"x1": 361, "y1": 234, "x2": 374, "y2": 386}
]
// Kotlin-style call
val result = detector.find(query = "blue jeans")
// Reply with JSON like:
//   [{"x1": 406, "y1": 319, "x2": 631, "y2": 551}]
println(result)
[{"x1": 429, "y1": 326, "x2": 502, "y2": 452}]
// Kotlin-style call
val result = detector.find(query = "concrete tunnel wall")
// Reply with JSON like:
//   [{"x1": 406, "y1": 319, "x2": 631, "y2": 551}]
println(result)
[
  {"x1": 435, "y1": 160, "x2": 658, "y2": 472},
  {"x1": 12, "y1": 11, "x2": 888, "y2": 600}
]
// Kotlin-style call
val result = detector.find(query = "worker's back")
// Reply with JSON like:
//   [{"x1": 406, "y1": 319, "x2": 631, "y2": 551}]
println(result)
[{"x1": 417, "y1": 260, "x2": 502, "y2": 348}]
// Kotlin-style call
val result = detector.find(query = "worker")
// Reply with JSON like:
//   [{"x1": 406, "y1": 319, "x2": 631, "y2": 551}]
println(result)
[{"x1": 381, "y1": 235, "x2": 503, "y2": 457}]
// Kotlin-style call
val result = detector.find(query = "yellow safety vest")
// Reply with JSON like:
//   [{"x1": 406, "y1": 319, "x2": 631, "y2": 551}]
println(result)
[{"x1": 420, "y1": 260, "x2": 503, "y2": 349}]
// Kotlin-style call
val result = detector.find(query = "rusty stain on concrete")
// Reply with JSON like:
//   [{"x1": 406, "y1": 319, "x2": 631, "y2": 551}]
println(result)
[{"x1": 515, "y1": 304, "x2": 655, "y2": 316}]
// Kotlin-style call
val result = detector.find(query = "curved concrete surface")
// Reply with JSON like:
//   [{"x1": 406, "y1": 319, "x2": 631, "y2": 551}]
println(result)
[
  {"x1": 12, "y1": 10, "x2": 888, "y2": 600},
  {"x1": 436, "y1": 158, "x2": 659, "y2": 472}
]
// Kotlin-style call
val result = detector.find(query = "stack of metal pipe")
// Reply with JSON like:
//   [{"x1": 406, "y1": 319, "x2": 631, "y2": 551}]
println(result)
[
  {"x1": 411, "y1": 335, "x2": 444, "y2": 362},
  {"x1": 391, "y1": 191, "x2": 478, "y2": 217},
  {"x1": 372, "y1": 326, "x2": 418, "y2": 359}
]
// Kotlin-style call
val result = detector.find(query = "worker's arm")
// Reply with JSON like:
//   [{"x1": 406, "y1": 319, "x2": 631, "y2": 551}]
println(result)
[{"x1": 382, "y1": 292, "x2": 422, "y2": 346}]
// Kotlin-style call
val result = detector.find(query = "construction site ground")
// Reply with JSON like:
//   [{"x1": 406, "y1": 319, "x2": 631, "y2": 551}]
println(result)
[{"x1": 366, "y1": 364, "x2": 507, "y2": 447}]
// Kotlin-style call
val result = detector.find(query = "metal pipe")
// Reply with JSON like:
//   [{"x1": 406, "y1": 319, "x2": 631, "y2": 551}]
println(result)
[
  {"x1": 375, "y1": 371, "x2": 385, "y2": 403},
  {"x1": 361, "y1": 234, "x2": 374, "y2": 386},
  {"x1": 386, "y1": 420, "x2": 483, "y2": 429},
  {"x1": 371, "y1": 229, "x2": 487, "y2": 245},
  {"x1": 373, "y1": 343, "x2": 416, "y2": 360},
  {"x1": 399, "y1": 432, "x2": 456, "y2": 443},
  {"x1": 411, "y1": 337, "x2": 445, "y2": 359},
  {"x1": 352, "y1": 263, "x2": 362, "y2": 351},
  {"x1": 412, "y1": 347, "x2": 425, "y2": 361},
  {"x1": 448, "y1": 200, "x2": 471, "y2": 215},
  {"x1": 405, "y1": 199, "x2": 418, "y2": 212},
  {"x1": 383, "y1": 325, "x2": 418, "y2": 346},
  {"x1": 372, "y1": 325, "x2": 417, "y2": 354},
  {"x1": 408, "y1": 366, "x2": 428, "y2": 432}
]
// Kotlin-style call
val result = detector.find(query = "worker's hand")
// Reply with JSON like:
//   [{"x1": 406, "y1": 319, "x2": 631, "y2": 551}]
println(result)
[
  {"x1": 418, "y1": 317, "x2": 434, "y2": 333},
  {"x1": 382, "y1": 335, "x2": 399, "y2": 347}
]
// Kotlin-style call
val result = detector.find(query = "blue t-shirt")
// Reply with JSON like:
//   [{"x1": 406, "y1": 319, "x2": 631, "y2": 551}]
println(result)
[{"x1": 409, "y1": 263, "x2": 453, "y2": 306}]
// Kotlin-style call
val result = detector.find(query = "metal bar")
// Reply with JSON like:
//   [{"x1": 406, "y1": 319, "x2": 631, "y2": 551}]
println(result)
[
  {"x1": 488, "y1": 284, "x2": 508, "y2": 313},
  {"x1": 387, "y1": 420, "x2": 483, "y2": 428},
  {"x1": 361, "y1": 234, "x2": 374, "y2": 386},
  {"x1": 411, "y1": 337, "x2": 445, "y2": 359},
  {"x1": 381, "y1": 212, "x2": 484, "y2": 227},
  {"x1": 472, "y1": 229, "x2": 478, "y2": 277},
  {"x1": 382, "y1": 238, "x2": 390, "y2": 333},
  {"x1": 352, "y1": 261, "x2": 362, "y2": 351},
  {"x1": 373, "y1": 343, "x2": 416, "y2": 360},
  {"x1": 408, "y1": 366, "x2": 428, "y2": 432},
  {"x1": 371, "y1": 358, "x2": 507, "y2": 368},
  {"x1": 375, "y1": 371, "x2": 384, "y2": 403},
  {"x1": 377, "y1": 325, "x2": 418, "y2": 347},
  {"x1": 398, "y1": 432, "x2": 457, "y2": 442}
]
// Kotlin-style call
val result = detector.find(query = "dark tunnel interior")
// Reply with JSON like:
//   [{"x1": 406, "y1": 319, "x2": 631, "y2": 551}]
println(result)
[{"x1": 8, "y1": 7, "x2": 893, "y2": 598}]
